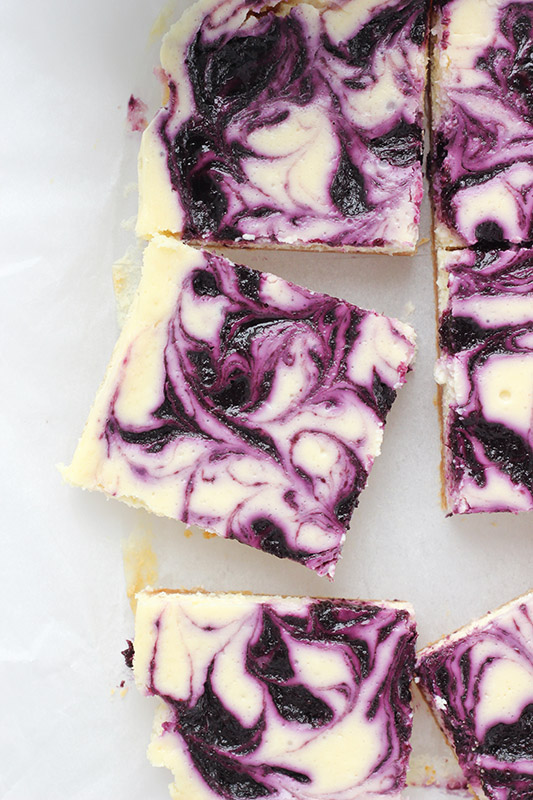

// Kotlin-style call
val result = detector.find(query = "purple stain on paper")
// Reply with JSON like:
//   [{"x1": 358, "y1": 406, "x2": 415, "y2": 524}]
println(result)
[{"x1": 127, "y1": 95, "x2": 148, "y2": 133}]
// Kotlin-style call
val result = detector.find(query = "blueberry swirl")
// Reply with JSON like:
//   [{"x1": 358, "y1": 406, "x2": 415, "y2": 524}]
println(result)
[
  {"x1": 134, "y1": 591, "x2": 417, "y2": 799},
  {"x1": 417, "y1": 591, "x2": 533, "y2": 800},
  {"x1": 64, "y1": 238, "x2": 415, "y2": 577},
  {"x1": 436, "y1": 247, "x2": 533, "y2": 514},
  {"x1": 432, "y1": 0, "x2": 533, "y2": 247},
  {"x1": 137, "y1": 0, "x2": 429, "y2": 251}
]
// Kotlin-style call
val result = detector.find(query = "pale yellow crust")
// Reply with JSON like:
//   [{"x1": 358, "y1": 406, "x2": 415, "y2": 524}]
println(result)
[
  {"x1": 164, "y1": 234, "x2": 418, "y2": 256},
  {"x1": 136, "y1": 586, "x2": 414, "y2": 610},
  {"x1": 427, "y1": 9, "x2": 451, "y2": 512},
  {"x1": 431, "y1": 239, "x2": 448, "y2": 512}
]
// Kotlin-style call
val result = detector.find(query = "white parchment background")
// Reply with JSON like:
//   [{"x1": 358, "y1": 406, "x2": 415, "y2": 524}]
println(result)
[{"x1": 2, "y1": 1, "x2": 533, "y2": 798}]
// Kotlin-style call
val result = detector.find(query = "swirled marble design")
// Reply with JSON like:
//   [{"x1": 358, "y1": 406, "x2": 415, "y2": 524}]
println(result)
[
  {"x1": 137, "y1": 0, "x2": 429, "y2": 252},
  {"x1": 63, "y1": 237, "x2": 415, "y2": 577},
  {"x1": 134, "y1": 591, "x2": 417, "y2": 800},
  {"x1": 417, "y1": 590, "x2": 533, "y2": 800},
  {"x1": 436, "y1": 247, "x2": 533, "y2": 514},
  {"x1": 431, "y1": 0, "x2": 533, "y2": 247}
]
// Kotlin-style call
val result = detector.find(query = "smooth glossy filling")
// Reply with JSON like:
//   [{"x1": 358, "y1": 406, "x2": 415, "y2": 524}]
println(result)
[
  {"x1": 64, "y1": 240, "x2": 415, "y2": 576},
  {"x1": 432, "y1": 0, "x2": 533, "y2": 246},
  {"x1": 138, "y1": 0, "x2": 429, "y2": 249},
  {"x1": 437, "y1": 246, "x2": 533, "y2": 514},
  {"x1": 135, "y1": 593, "x2": 416, "y2": 799},
  {"x1": 82, "y1": 241, "x2": 415, "y2": 576},
  {"x1": 417, "y1": 593, "x2": 533, "y2": 799}
]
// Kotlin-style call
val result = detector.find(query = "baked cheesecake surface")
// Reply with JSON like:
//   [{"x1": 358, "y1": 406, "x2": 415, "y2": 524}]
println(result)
[
  {"x1": 417, "y1": 590, "x2": 533, "y2": 800},
  {"x1": 436, "y1": 247, "x2": 533, "y2": 514},
  {"x1": 134, "y1": 591, "x2": 417, "y2": 799},
  {"x1": 431, "y1": 0, "x2": 533, "y2": 248},
  {"x1": 137, "y1": 0, "x2": 429, "y2": 252},
  {"x1": 63, "y1": 237, "x2": 415, "y2": 577}
]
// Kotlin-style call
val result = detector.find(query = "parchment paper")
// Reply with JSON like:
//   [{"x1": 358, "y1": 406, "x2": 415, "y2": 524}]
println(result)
[{"x1": 2, "y1": 1, "x2": 532, "y2": 797}]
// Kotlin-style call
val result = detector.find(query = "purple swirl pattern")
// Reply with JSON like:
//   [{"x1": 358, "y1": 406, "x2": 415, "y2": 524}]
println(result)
[
  {"x1": 437, "y1": 247, "x2": 533, "y2": 514},
  {"x1": 64, "y1": 239, "x2": 416, "y2": 577},
  {"x1": 134, "y1": 591, "x2": 417, "y2": 800},
  {"x1": 432, "y1": 0, "x2": 533, "y2": 247},
  {"x1": 137, "y1": 0, "x2": 429, "y2": 251},
  {"x1": 417, "y1": 591, "x2": 533, "y2": 800}
]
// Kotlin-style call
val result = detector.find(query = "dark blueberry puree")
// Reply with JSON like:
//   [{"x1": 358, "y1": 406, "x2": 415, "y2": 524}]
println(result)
[
  {"x1": 417, "y1": 595, "x2": 533, "y2": 800},
  {"x1": 438, "y1": 246, "x2": 533, "y2": 513},
  {"x1": 139, "y1": 0, "x2": 429, "y2": 249},
  {"x1": 141, "y1": 594, "x2": 417, "y2": 798},
  {"x1": 122, "y1": 639, "x2": 135, "y2": 669}
]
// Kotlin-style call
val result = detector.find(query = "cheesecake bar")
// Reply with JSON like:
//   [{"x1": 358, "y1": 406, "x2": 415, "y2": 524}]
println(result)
[
  {"x1": 63, "y1": 236, "x2": 416, "y2": 577},
  {"x1": 416, "y1": 590, "x2": 533, "y2": 800},
  {"x1": 435, "y1": 247, "x2": 533, "y2": 514},
  {"x1": 431, "y1": 0, "x2": 533, "y2": 248},
  {"x1": 134, "y1": 590, "x2": 417, "y2": 799},
  {"x1": 137, "y1": 0, "x2": 429, "y2": 252}
]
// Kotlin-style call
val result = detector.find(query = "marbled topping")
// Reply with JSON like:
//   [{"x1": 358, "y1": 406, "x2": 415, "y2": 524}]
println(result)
[
  {"x1": 436, "y1": 247, "x2": 533, "y2": 514},
  {"x1": 417, "y1": 591, "x2": 533, "y2": 800},
  {"x1": 432, "y1": 0, "x2": 533, "y2": 247},
  {"x1": 134, "y1": 591, "x2": 417, "y2": 800},
  {"x1": 137, "y1": 0, "x2": 429, "y2": 251},
  {"x1": 63, "y1": 237, "x2": 416, "y2": 577}
]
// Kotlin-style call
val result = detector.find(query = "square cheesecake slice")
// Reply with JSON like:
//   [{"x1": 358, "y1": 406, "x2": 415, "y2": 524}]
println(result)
[
  {"x1": 436, "y1": 247, "x2": 533, "y2": 514},
  {"x1": 137, "y1": 0, "x2": 429, "y2": 253},
  {"x1": 62, "y1": 236, "x2": 416, "y2": 577},
  {"x1": 416, "y1": 590, "x2": 533, "y2": 800},
  {"x1": 133, "y1": 590, "x2": 417, "y2": 800},
  {"x1": 431, "y1": 0, "x2": 533, "y2": 248}
]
